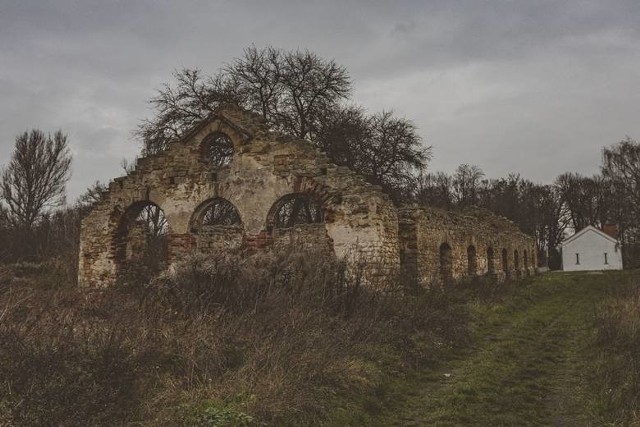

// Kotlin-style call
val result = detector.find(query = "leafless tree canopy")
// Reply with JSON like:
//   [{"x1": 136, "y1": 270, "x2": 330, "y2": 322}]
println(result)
[
  {"x1": 273, "y1": 195, "x2": 322, "y2": 229},
  {"x1": 0, "y1": 130, "x2": 72, "y2": 230},
  {"x1": 453, "y1": 164, "x2": 485, "y2": 206},
  {"x1": 137, "y1": 46, "x2": 350, "y2": 155},
  {"x1": 602, "y1": 137, "x2": 640, "y2": 243},
  {"x1": 315, "y1": 106, "x2": 431, "y2": 195},
  {"x1": 414, "y1": 172, "x2": 455, "y2": 210},
  {"x1": 76, "y1": 181, "x2": 108, "y2": 211},
  {"x1": 555, "y1": 172, "x2": 607, "y2": 231},
  {"x1": 137, "y1": 70, "x2": 240, "y2": 155},
  {"x1": 136, "y1": 46, "x2": 430, "y2": 196}
]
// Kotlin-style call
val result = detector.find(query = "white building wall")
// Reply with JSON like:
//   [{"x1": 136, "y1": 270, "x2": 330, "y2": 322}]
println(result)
[{"x1": 562, "y1": 229, "x2": 623, "y2": 271}]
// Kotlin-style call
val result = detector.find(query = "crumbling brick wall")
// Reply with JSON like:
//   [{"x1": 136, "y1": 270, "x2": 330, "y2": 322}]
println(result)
[
  {"x1": 78, "y1": 106, "x2": 536, "y2": 288},
  {"x1": 398, "y1": 206, "x2": 537, "y2": 287},
  {"x1": 78, "y1": 107, "x2": 400, "y2": 287}
]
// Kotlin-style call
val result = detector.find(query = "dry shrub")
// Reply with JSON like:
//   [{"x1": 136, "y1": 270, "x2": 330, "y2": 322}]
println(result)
[
  {"x1": 0, "y1": 286, "x2": 141, "y2": 425},
  {"x1": 0, "y1": 248, "x2": 474, "y2": 426},
  {"x1": 592, "y1": 281, "x2": 640, "y2": 425}
]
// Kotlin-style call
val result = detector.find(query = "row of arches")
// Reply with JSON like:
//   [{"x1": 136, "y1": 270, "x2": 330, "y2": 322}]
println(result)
[
  {"x1": 439, "y1": 242, "x2": 535, "y2": 285},
  {"x1": 112, "y1": 193, "x2": 325, "y2": 277},
  {"x1": 190, "y1": 193, "x2": 324, "y2": 231}
]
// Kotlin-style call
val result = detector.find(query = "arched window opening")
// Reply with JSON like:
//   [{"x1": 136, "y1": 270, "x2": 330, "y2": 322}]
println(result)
[
  {"x1": 514, "y1": 249, "x2": 520, "y2": 273},
  {"x1": 440, "y1": 242, "x2": 453, "y2": 285},
  {"x1": 272, "y1": 194, "x2": 323, "y2": 229},
  {"x1": 190, "y1": 198, "x2": 244, "y2": 252},
  {"x1": 502, "y1": 248, "x2": 509, "y2": 275},
  {"x1": 524, "y1": 249, "x2": 529, "y2": 273},
  {"x1": 192, "y1": 198, "x2": 242, "y2": 230},
  {"x1": 467, "y1": 245, "x2": 477, "y2": 276},
  {"x1": 487, "y1": 246, "x2": 495, "y2": 274},
  {"x1": 200, "y1": 132, "x2": 234, "y2": 168},
  {"x1": 114, "y1": 202, "x2": 169, "y2": 279}
]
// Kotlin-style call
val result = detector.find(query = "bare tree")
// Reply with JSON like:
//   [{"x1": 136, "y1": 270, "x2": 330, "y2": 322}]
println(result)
[
  {"x1": 136, "y1": 46, "x2": 429, "y2": 197},
  {"x1": 275, "y1": 48, "x2": 351, "y2": 139},
  {"x1": 76, "y1": 181, "x2": 108, "y2": 211},
  {"x1": 315, "y1": 105, "x2": 369, "y2": 168},
  {"x1": 453, "y1": 164, "x2": 485, "y2": 206},
  {"x1": 413, "y1": 172, "x2": 455, "y2": 209},
  {"x1": 602, "y1": 137, "x2": 640, "y2": 242},
  {"x1": 1, "y1": 130, "x2": 72, "y2": 231},
  {"x1": 523, "y1": 184, "x2": 568, "y2": 268},
  {"x1": 555, "y1": 172, "x2": 607, "y2": 231},
  {"x1": 137, "y1": 46, "x2": 350, "y2": 155},
  {"x1": 137, "y1": 70, "x2": 240, "y2": 155},
  {"x1": 315, "y1": 107, "x2": 430, "y2": 197},
  {"x1": 226, "y1": 46, "x2": 283, "y2": 123}
]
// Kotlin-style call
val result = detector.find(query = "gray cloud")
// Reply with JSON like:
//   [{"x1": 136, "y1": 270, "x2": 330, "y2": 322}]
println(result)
[{"x1": 1, "y1": 0, "x2": 639, "y2": 200}]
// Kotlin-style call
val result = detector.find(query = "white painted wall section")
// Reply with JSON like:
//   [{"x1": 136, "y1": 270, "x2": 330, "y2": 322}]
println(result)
[{"x1": 562, "y1": 226, "x2": 623, "y2": 271}]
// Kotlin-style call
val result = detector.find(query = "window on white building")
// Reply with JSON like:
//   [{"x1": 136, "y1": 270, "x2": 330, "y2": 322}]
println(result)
[
  {"x1": 604, "y1": 253, "x2": 608, "y2": 265},
  {"x1": 576, "y1": 253, "x2": 580, "y2": 265}
]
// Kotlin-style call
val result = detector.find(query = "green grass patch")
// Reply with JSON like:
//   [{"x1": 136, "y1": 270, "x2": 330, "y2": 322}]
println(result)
[{"x1": 360, "y1": 271, "x2": 640, "y2": 427}]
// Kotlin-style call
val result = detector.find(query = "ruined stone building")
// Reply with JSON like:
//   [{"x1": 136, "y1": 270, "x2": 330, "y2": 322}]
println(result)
[{"x1": 78, "y1": 106, "x2": 536, "y2": 287}]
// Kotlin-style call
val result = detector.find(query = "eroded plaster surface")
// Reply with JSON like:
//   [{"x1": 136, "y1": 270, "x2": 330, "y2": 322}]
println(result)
[{"x1": 78, "y1": 106, "x2": 536, "y2": 287}]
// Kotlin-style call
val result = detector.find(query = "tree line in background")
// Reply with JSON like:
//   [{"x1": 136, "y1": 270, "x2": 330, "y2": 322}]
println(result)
[
  {"x1": 413, "y1": 139, "x2": 640, "y2": 268},
  {"x1": 1, "y1": 46, "x2": 639, "y2": 276}
]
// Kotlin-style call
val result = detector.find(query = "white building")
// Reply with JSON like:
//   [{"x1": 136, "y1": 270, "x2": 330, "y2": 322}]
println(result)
[{"x1": 561, "y1": 225, "x2": 623, "y2": 271}]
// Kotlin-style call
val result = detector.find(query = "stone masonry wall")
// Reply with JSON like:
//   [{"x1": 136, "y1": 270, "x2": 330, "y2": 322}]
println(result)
[
  {"x1": 399, "y1": 206, "x2": 537, "y2": 287},
  {"x1": 79, "y1": 105, "x2": 536, "y2": 288},
  {"x1": 79, "y1": 106, "x2": 400, "y2": 287}
]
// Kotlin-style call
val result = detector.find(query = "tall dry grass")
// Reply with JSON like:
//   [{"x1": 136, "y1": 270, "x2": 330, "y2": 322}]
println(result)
[
  {"x1": 592, "y1": 278, "x2": 640, "y2": 425},
  {"x1": 0, "y1": 249, "x2": 477, "y2": 426}
]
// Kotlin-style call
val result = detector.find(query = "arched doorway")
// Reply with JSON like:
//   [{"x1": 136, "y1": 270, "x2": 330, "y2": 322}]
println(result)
[
  {"x1": 467, "y1": 245, "x2": 477, "y2": 276},
  {"x1": 113, "y1": 201, "x2": 169, "y2": 281},
  {"x1": 487, "y1": 246, "x2": 495, "y2": 275},
  {"x1": 502, "y1": 248, "x2": 509, "y2": 278},
  {"x1": 440, "y1": 242, "x2": 453, "y2": 285}
]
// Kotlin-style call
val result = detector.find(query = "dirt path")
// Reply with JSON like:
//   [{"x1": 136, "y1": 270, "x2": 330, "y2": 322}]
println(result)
[{"x1": 377, "y1": 273, "x2": 607, "y2": 427}]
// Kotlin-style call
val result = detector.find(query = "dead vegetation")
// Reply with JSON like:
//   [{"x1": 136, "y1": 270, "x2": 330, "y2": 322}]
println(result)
[
  {"x1": 591, "y1": 276, "x2": 640, "y2": 425},
  {"x1": 0, "y1": 249, "x2": 477, "y2": 426},
  {"x1": 3, "y1": 252, "x2": 640, "y2": 426}
]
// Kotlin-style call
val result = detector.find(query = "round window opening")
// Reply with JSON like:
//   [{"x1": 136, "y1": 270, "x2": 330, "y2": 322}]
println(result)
[{"x1": 200, "y1": 132, "x2": 234, "y2": 168}]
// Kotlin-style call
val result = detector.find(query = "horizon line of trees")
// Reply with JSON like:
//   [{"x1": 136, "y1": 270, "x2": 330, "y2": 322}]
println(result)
[{"x1": 413, "y1": 137, "x2": 640, "y2": 268}]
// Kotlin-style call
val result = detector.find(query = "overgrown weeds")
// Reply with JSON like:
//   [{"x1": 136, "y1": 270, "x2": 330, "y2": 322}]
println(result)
[
  {"x1": 591, "y1": 274, "x2": 640, "y2": 425},
  {"x1": 0, "y1": 250, "x2": 505, "y2": 426}
]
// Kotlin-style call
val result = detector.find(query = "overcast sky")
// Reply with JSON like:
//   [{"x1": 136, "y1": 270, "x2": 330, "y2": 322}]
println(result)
[{"x1": 1, "y1": 0, "x2": 639, "y2": 200}]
